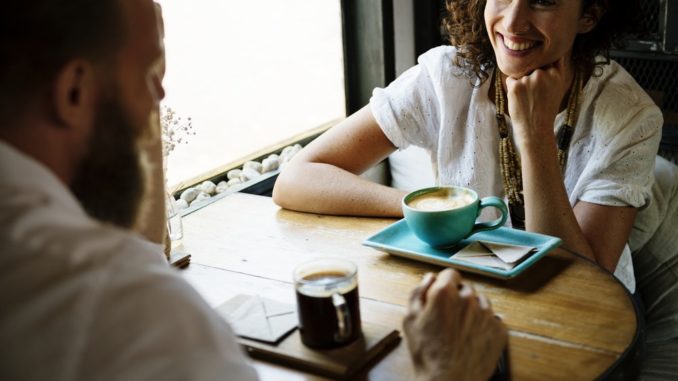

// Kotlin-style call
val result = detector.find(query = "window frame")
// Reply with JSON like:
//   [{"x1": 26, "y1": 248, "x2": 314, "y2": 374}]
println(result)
[{"x1": 170, "y1": 0, "x2": 444, "y2": 204}]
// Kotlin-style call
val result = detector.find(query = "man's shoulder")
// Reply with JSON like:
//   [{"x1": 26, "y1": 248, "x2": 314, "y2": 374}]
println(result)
[
  {"x1": 0, "y1": 206, "x2": 257, "y2": 380},
  {"x1": 82, "y1": 237, "x2": 259, "y2": 380}
]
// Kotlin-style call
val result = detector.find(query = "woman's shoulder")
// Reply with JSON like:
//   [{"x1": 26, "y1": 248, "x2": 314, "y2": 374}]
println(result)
[
  {"x1": 418, "y1": 45, "x2": 459, "y2": 62},
  {"x1": 412, "y1": 45, "x2": 482, "y2": 97},
  {"x1": 584, "y1": 59, "x2": 663, "y2": 142},
  {"x1": 416, "y1": 45, "x2": 467, "y2": 78},
  {"x1": 589, "y1": 59, "x2": 662, "y2": 120}
]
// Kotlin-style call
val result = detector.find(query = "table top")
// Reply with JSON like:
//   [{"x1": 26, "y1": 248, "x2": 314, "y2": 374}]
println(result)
[{"x1": 179, "y1": 192, "x2": 638, "y2": 380}]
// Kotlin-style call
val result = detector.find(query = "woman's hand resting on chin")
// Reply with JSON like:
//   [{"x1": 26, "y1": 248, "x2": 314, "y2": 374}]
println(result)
[{"x1": 505, "y1": 56, "x2": 574, "y2": 149}]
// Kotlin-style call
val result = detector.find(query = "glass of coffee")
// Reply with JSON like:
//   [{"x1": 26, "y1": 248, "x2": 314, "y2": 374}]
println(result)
[{"x1": 293, "y1": 258, "x2": 362, "y2": 349}]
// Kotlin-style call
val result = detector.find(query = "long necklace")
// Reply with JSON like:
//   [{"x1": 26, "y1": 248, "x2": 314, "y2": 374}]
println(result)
[{"x1": 494, "y1": 68, "x2": 583, "y2": 230}]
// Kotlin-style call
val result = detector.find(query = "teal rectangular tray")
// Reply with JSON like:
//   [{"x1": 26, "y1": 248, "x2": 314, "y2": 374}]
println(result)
[{"x1": 363, "y1": 219, "x2": 562, "y2": 279}]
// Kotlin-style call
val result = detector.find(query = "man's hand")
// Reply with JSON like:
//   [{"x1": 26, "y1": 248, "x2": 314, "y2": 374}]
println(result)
[{"x1": 403, "y1": 269, "x2": 508, "y2": 381}]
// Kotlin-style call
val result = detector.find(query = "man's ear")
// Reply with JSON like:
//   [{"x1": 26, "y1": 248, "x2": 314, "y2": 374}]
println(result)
[
  {"x1": 52, "y1": 60, "x2": 97, "y2": 129},
  {"x1": 578, "y1": 2, "x2": 606, "y2": 34}
]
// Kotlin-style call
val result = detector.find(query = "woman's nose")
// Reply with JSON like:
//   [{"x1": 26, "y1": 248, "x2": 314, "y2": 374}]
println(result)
[{"x1": 503, "y1": 1, "x2": 531, "y2": 34}]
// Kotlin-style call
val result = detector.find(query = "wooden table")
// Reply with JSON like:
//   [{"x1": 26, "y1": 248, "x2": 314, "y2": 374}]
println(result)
[{"x1": 179, "y1": 193, "x2": 638, "y2": 380}]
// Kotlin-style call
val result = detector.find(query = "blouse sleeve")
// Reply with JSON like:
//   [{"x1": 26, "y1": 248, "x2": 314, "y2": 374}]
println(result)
[
  {"x1": 369, "y1": 46, "x2": 452, "y2": 151},
  {"x1": 576, "y1": 100, "x2": 663, "y2": 208}
]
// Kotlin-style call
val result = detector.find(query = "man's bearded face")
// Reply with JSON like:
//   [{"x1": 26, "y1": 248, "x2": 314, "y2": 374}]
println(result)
[{"x1": 70, "y1": 90, "x2": 147, "y2": 229}]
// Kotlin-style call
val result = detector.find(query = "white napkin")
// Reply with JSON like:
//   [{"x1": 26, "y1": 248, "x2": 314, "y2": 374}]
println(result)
[
  {"x1": 217, "y1": 294, "x2": 298, "y2": 344},
  {"x1": 451, "y1": 241, "x2": 536, "y2": 270}
]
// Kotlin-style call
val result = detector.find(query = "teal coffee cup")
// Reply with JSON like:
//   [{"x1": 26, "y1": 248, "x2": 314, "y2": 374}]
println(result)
[{"x1": 402, "y1": 186, "x2": 509, "y2": 248}]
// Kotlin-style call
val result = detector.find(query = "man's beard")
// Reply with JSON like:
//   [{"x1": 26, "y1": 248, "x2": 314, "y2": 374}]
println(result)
[{"x1": 70, "y1": 94, "x2": 146, "y2": 229}]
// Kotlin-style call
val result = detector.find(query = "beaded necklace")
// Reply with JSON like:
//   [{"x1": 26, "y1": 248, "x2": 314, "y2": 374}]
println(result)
[{"x1": 494, "y1": 68, "x2": 583, "y2": 229}]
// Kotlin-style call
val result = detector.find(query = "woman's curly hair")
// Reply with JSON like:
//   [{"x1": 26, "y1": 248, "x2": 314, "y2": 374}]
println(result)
[{"x1": 443, "y1": 0, "x2": 641, "y2": 84}]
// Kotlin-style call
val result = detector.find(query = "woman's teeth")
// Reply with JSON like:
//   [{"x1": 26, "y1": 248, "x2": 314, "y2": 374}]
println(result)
[{"x1": 503, "y1": 38, "x2": 536, "y2": 51}]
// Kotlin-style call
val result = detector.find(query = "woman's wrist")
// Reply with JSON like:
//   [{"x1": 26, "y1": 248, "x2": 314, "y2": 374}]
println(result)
[{"x1": 513, "y1": 121, "x2": 558, "y2": 154}]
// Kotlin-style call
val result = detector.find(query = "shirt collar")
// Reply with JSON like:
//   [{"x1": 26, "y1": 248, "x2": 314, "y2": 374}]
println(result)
[{"x1": 0, "y1": 140, "x2": 86, "y2": 217}]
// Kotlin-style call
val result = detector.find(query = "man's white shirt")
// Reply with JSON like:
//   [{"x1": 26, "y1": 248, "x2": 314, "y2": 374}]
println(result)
[{"x1": 0, "y1": 141, "x2": 258, "y2": 381}]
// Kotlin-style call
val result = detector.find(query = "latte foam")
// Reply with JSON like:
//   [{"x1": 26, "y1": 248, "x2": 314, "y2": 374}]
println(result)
[{"x1": 408, "y1": 190, "x2": 474, "y2": 211}]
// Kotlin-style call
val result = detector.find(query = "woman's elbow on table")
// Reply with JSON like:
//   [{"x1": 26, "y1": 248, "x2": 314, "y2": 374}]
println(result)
[
  {"x1": 272, "y1": 169, "x2": 294, "y2": 209},
  {"x1": 272, "y1": 160, "x2": 308, "y2": 210}
]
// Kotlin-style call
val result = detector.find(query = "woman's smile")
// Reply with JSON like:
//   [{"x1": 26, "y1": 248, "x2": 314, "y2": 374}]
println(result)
[
  {"x1": 498, "y1": 33, "x2": 541, "y2": 56},
  {"x1": 485, "y1": 0, "x2": 586, "y2": 77}
]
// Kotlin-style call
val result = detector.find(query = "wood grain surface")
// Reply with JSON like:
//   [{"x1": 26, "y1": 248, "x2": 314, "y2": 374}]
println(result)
[{"x1": 179, "y1": 193, "x2": 638, "y2": 380}]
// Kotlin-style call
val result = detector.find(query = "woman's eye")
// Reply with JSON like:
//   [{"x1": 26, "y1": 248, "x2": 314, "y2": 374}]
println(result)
[{"x1": 532, "y1": 0, "x2": 556, "y2": 7}]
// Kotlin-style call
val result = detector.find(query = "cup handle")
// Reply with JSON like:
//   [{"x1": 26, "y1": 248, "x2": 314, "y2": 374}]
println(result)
[
  {"x1": 471, "y1": 196, "x2": 508, "y2": 234},
  {"x1": 332, "y1": 292, "x2": 352, "y2": 342}
]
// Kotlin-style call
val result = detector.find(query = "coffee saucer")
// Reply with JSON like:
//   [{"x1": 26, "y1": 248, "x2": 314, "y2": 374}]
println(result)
[{"x1": 363, "y1": 219, "x2": 561, "y2": 279}]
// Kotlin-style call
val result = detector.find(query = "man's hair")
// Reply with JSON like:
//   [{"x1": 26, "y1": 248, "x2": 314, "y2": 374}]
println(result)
[
  {"x1": 443, "y1": 0, "x2": 642, "y2": 84},
  {"x1": 0, "y1": 0, "x2": 126, "y2": 121}
]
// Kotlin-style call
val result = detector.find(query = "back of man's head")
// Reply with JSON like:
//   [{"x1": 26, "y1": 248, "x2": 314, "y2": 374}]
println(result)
[
  {"x1": 0, "y1": 0, "x2": 125, "y2": 123},
  {"x1": 0, "y1": 0, "x2": 153, "y2": 229}
]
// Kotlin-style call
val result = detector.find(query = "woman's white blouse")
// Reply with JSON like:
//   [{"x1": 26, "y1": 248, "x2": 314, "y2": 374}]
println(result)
[{"x1": 370, "y1": 46, "x2": 663, "y2": 292}]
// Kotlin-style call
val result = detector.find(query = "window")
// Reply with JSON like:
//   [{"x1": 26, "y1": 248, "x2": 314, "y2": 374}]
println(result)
[{"x1": 157, "y1": 0, "x2": 346, "y2": 189}]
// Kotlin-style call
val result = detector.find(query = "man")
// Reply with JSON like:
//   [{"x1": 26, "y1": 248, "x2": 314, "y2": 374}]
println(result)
[{"x1": 0, "y1": 0, "x2": 506, "y2": 380}]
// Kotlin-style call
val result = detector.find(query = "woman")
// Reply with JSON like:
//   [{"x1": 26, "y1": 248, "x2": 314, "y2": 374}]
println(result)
[{"x1": 273, "y1": 0, "x2": 662, "y2": 292}]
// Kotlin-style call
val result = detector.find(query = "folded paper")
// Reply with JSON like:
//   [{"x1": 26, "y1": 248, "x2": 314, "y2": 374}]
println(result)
[
  {"x1": 217, "y1": 294, "x2": 298, "y2": 344},
  {"x1": 451, "y1": 240, "x2": 536, "y2": 270}
]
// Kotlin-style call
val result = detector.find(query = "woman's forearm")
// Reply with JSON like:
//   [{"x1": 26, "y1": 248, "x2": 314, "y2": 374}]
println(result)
[
  {"x1": 273, "y1": 161, "x2": 407, "y2": 217},
  {"x1": 273, "y1": 105, "x2": 406, "y2": 217},
  {"x1": 520, "y1": 138, "x2": 596, "y2": 262}
]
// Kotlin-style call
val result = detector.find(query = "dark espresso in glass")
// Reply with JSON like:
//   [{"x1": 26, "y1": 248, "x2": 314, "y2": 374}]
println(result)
[{"x1": 294, "y1": 261, "x2": 362, "y2": 349}]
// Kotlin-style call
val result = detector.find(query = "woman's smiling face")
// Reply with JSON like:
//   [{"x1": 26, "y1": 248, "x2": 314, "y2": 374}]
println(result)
[{"x1": 485, "y1": 0, "x2": 595, "y2": 77}]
